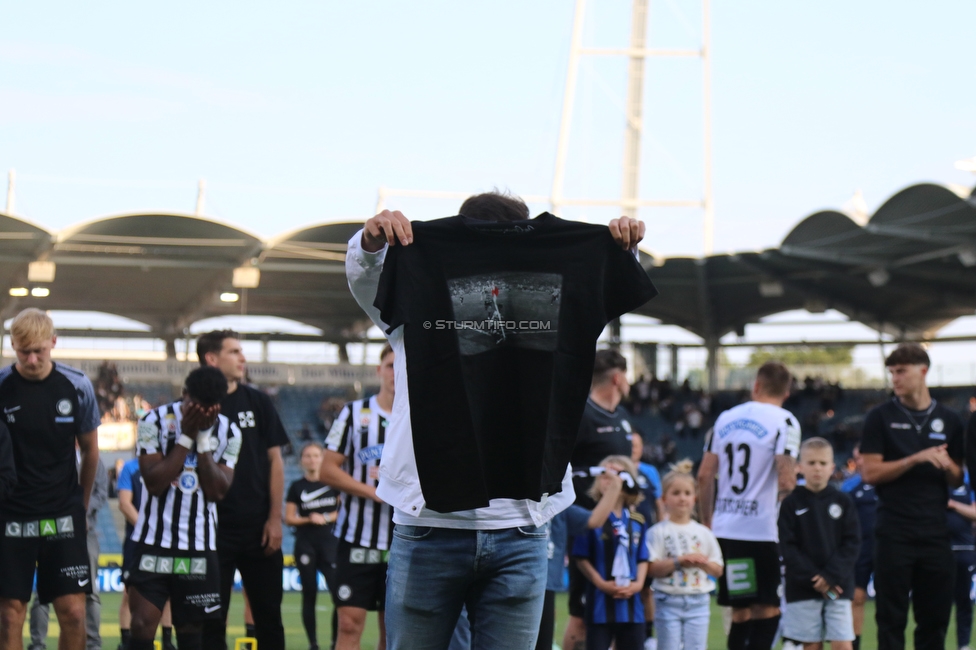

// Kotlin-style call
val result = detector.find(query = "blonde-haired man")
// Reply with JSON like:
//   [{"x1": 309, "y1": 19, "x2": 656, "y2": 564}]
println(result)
[{"x1": 0, "y1": 309, "x2": 101, "y2": 650}]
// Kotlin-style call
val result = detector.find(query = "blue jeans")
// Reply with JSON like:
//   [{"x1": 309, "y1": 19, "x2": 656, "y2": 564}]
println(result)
[
  {"x1": 654, "y1": 592, "x2": 711, "y2": 650},
  {"x1": 386, "y1": 523, "x2": 549, "y2": 650}
]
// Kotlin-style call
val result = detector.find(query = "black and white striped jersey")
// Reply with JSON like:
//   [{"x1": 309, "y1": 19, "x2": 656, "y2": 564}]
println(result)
[
  {"x1": 131, "y1": 401, "x2": 242, "y2": 551},
  {"x1": 325, "y1": 395, "x2": 394, "y2": 550}
]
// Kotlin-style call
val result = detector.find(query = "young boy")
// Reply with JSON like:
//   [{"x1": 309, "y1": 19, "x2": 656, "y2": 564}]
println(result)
[{"x1": 779, "y1": 437, "x2": 861, "y2": 650}]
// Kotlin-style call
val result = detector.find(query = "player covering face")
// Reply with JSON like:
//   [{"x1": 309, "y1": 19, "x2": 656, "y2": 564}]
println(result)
[{"x1": 125, "y1": 367, "x2": 241, "y2": 650}]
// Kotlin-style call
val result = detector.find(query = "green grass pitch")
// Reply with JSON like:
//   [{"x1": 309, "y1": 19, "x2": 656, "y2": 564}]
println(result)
[{"x1": 25, "y1": 591, "x2": 958, "y2": 649}]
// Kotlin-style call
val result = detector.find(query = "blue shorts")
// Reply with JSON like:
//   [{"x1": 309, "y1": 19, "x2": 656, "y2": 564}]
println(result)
[{"x1": 783, "y1": 598, "x2": 855, "y2": 643}]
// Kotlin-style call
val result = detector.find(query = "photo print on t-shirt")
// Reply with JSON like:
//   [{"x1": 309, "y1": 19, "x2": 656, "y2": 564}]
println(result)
[{"x1": 447, "y1": 271, "x2": 562, "y2": 355}]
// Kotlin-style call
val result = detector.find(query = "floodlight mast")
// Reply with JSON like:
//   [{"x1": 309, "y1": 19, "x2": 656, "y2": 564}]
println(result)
[{"x1": 550, "y1": 0, "x2": 714, "y2": 254}]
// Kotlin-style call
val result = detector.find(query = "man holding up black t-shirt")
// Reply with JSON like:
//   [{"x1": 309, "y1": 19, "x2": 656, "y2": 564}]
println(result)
[
  {"x1": 198, "y1": 331, "x2": 289, "y2": 650},
  {"x1": 346, "y1": 193, "x2": 656, "y2": 649},
  {"x1": 860, "y1": 343, "x2": 964, "y2": 650}
]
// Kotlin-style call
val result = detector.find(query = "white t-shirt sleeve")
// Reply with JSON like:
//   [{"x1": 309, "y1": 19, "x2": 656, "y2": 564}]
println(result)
[
  {"x1": 647, "y1": 524, "x2": 666, "y2": 562},
  {"x1": 776, "y1": 411, "x2": 802, "y2": 458}
]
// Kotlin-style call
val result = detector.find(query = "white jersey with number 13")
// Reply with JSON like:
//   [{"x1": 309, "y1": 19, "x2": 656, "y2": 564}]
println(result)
[{"x1": 705, "y1": 401, "x2": 801, "y2": 542}]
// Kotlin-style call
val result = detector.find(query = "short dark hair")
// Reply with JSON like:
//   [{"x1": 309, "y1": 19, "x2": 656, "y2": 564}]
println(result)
[
  {"x1": 197, "y1": 330, "x2": 239, "y2": 366},
  {"x1": 885, "y1": 342, "x2": 930, "y2": 368},
  {"x1": 458, "y1": 191, "x2": 529, "y2": 223},
  {"x1": 183, "y1": 366, "x2": 229, "y2": 407},
  {"x1": 380, "y1": 343, "x2": 394, "y2": 362},
  {"x1": 755, "y1": 361, "x2": 791, "y2": 397},
  {"x1": 593, "y1": 349, "x2": 627, "y2": 386}
]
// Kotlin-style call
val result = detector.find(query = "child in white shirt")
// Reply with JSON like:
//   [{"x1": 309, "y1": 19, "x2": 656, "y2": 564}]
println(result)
[{"x1": 647, "y1": 460, "x2": 724, "y2": 650}]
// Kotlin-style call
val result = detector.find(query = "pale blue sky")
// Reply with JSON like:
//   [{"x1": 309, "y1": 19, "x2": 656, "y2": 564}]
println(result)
[{"x1": 2, "y1": 1, "x2": 974, "y2": 258}]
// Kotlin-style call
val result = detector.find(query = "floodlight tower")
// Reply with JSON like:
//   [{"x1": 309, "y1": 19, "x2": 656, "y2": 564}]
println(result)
[{"x1": 551, "y1": 0, "x2": 714, "y2": 253}]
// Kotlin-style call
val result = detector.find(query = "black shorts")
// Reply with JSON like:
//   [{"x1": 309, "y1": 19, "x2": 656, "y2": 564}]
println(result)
[
  {"x1": 122, "y1": 536, "x2": 139, "y2": 575},
  {"x1": 568, "y1": 560, "x2": 586, "y2": 618},
  {"x1": 124, "y1": 544, "x2": 222, "y2": 626},
  {"x1": 0, "y1": 509, "x2": 92, "y2": 603},
  {"x1": 332, "y1": 539, "x2": 388, "y2": 611},
  {"x1": 716, "y1": 538, "x2": 781, "y2": 608}
]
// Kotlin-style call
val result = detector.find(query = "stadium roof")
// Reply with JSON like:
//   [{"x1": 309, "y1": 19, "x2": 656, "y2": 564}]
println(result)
[{"x1": 0, "y1": 180, "x2": 973, "y2": 349}]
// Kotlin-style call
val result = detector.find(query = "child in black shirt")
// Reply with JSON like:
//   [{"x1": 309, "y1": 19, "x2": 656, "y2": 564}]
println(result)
[{"x1": 779, "y1": 438, "x2": 861, "y2": 650}]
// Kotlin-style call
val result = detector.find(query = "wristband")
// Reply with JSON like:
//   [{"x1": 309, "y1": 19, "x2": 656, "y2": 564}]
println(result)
[
  {"x1": 196, "y1": 431, "x2": 215, "y2": 454},
  {"x1": 176, "y1": 434, "x2": 194, "y2": 450}
]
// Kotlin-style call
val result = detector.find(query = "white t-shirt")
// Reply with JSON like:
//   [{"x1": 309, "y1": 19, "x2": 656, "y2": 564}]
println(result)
[
  {"x1": 705, "y1": 401, "x2": 801, "y2": 542},
  {"x1": 647, "y1": 520, "x2": 723, "y2": 594}
]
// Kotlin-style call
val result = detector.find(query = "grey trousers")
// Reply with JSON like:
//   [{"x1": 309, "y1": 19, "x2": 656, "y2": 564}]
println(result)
[{"x1": 28, "y1": 527, "x2": 101, "y2": 650}]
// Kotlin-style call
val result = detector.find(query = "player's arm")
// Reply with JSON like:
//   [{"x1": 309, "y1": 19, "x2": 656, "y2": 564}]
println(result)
[
  {"x1": 697, "y1": 451, "x2": 718, "y2": 528},
  {"x1": 140, "y1": 447, "x2": 191, "y2": 497},
  {"x1": 77, "y1": 428, "x2": 99, "y2": 511},
  {"x1": 861, "y1": 446, "x2": 954, "y2": 486},
  {"x1": 118, "y1": 489, "x2": 139, "y2": 526},
  {"x1": 0, "y1": 422, "x2": 16, "y2": 502},
  {"x1": 776, "y1": 453, "x2": 796, "y2": 502},
  {"x1": 197, "y1": 449, "x2": 234, "y2": 502},
  {"x1": 262, "y1": 446, "x2": 284, "y2": 554},
  {"x1": 196, "y1": 416, "x2": 237, "y2": 503},
  {"x1": 285, "y1": 502, "x2": 310, "y2": 526},
  {"x1": 587, "y1": 471, "x2": 623, "y2": 528},
  {"x1": 320, "y1": 449, "x2": 382, "y2": 503},
  {"x1": 575, "y1": 558, "x2": 616, "y2": 596}
]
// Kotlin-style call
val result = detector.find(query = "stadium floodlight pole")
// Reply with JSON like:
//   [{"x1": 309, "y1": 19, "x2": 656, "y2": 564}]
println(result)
[
  {"x1": 5, "y1": 169, "x2": 14, "y2": 215},
  {"x1": 702, "y1": 0, "x2": 714, "y2": 255},
  {"x1": 549, "y1": 0, "x2": 714, "y2": 255},
  {"x1": 620, "y1": 0, "x2": 649, "y2": 220},
  {"x1": 195, "y1": 178, "x2": 206, "y2": 216},
  {"x1": 550, "y1": 0, "x2": 587, "y2": 216}
]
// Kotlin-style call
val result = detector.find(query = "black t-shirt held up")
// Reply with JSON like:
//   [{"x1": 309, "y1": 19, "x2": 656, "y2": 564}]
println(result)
[
  {"x1": 374, "y1": 213, "x2": 658, "y2": 512},
  {"x1": 860, "y1": 397, "x2": 964, "y2": 539}
]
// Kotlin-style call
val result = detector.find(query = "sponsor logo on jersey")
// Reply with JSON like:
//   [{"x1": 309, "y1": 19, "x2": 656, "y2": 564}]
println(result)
[
  {"x1": 717, "y1": 418, "x2": 769, "y2": 440},
  {"x1": 890, "y1": 422, "x2": 912, "y2": 430},
  {"x1": 357, "y1": 444, "x2": 384, "y2": 464},
  {"x1": 237, "y1": 411, "x2": 255, "y2": 429},
  {"x1": 301, "y1": 486, "x2": 332, "y2": 502}
]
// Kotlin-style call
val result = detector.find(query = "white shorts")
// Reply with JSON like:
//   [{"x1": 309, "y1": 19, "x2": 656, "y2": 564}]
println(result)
[{"x1": 783, "y1": 598, "x2": 855, "y2": 643}]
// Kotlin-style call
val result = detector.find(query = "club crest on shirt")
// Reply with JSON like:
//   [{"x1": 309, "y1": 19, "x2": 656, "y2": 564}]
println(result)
[
  {"x1": 828, "y1": 503, "x2": 843, "y2": 519},
  {"x1": 56, "y1": 399, "x2": 73, "y2": 416},
  {"x1": 164, "y1": 414, "x2": 177, "y2": 434},
  {"x1": 931, "y1": 418, "x2": 944, "y2": 433}
]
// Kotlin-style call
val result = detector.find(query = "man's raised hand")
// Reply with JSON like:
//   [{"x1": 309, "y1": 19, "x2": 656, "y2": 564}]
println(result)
[
  {"x1": 362, "y1": 209, "x2": 413, "y2": 252},
  {"x1": 608, "y1": 216, "x2": 646, "y2": 250}
]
